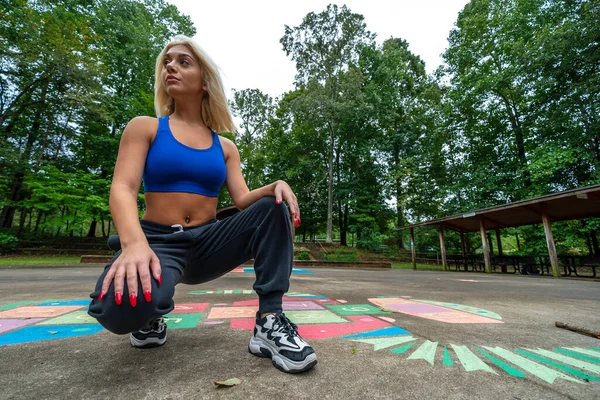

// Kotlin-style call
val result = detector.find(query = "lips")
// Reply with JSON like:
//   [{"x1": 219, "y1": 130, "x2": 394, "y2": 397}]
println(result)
[{"x1": 166, "y1": 75, "x2": 179, "y2": 83}]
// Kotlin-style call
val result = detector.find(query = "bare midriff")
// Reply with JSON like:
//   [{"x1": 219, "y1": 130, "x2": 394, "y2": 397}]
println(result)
[{"x1": 142, "y1": 192, "x2": 219, "y2": 227}]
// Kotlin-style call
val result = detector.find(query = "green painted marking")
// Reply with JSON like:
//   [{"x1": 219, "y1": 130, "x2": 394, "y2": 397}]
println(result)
[
  {"x1": 390, "y1": 342, "x2": 417, "y2": 354},
  {"x1": 327, "y1": 304, "x2": 391, "y2": 315},
  {"x1": 0, "y1": 301, "x2": 40, "y2": 310},
  {"x1": 561, "y1": 347, "x2": 600, "y2": 359},
  {"x1": 163, "y1": 313, "x2": 203, "y2": 329},
  {"x1": 554, "y1": 348, "x2": 600, "y2": 364},
  {"x1": 216, "y1": 290, "x2": 223, "y2": 294},
  {"x1": 589, "y1": 347, "x2": 600, "y2": 353},
  {"x1": 224, "y1": 290, "x2": 233, "y2": 294},
  {"x1": 516, "y1": 349, "x2": 600, "y2": 382},
  {"x1": 482, "y1": 347, "x2": 581, "y2": 384},
  {"x1": 407, "y1": 340, "x2": 438, "y2": 365},
  {"x1": 38, "y1": 310, "x2": 97, "y2": 325},
  {"x1": 526, "y1": 348, "x2": 600, "y2": 375},
  {"x1": 188, "y1": 290, "x2": 212, "y2": 295},
  {"x1": 351, "y1": 336, "x2": 415, "y2": 351},
  {"x1": 452, "y1": 345, "x2": 497, "y2": 374},
  {"x1": 477, "y1": 348, "x2": 525, "y2": 378},
  {"x1": 234, "y1": 290, "x2": 241, "y2": 294},
  {"x1": 442, "y1": 346, "x2": 454, "y2": 367},
  {"x1": 285, "y1": 310, "x2": 346, "y2": 324}
]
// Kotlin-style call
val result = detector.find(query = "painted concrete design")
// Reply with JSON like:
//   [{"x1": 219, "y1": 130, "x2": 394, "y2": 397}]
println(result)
[{"x1": 0, "y1": 292, "x2": 598, "y2": 386}]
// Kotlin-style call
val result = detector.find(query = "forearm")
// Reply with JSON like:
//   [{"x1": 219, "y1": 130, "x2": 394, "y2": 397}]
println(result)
[
  {"x1": 109, "y1": 183, "x2": 147, "y2": 248},
  {"x1": 236, "y1": 181, "x2": 278, "y2": 210}
]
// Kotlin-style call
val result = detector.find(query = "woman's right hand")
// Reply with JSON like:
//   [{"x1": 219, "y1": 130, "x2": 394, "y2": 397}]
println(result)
[{"x1": 99, "y1": 242, "x2": 162, "y2": 307}]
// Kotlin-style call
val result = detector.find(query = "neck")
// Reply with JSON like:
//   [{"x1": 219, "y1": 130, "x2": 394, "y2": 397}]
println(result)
[{"x1": 171, "y1": 96, "x2": 205, "y2": 126}]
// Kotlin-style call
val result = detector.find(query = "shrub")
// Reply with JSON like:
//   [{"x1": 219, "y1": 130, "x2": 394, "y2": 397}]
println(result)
[
  {"x1": 296, "y1": 252, "x2": 310, "y2": 260},
  {"x1": 0, "y1": 233, "x2": 19, "y2": 254}
]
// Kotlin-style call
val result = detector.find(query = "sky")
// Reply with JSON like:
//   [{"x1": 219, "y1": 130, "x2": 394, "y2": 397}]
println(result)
[{"x1": 165, "y1": 0, "x2": 470, "y2": 99}]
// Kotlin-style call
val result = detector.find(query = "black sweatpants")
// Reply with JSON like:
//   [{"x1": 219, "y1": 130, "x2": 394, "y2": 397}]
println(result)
[{"x1": 88, "y1": 196, "x2": 293, "y2": 335}]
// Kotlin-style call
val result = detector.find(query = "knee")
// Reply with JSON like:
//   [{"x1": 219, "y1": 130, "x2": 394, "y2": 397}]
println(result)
[
  {"x1": 254, "y1": 196, "x2": 289, "y2": 219},
  {"x1": 88, "y1": 293, "x2": 173, "y2": 335}
]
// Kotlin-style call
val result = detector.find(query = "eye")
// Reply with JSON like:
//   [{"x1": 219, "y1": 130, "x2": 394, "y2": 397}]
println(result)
[
  {"x1": 163, "y1": 59, "x2": 170, "y2": 66},
  {"x1": 180, "y1": 59, "x2": 190, "y2": 66}
]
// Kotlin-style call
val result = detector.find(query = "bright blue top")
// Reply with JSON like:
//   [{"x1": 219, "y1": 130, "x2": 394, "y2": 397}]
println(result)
[{"x1": 142, "y1": 116, "x2": 226, "y2": 197}]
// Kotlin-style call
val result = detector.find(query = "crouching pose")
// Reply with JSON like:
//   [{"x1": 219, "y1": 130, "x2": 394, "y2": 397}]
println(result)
[{"x1": 87, "y1": 35, "x2": 316, "y2": 374}]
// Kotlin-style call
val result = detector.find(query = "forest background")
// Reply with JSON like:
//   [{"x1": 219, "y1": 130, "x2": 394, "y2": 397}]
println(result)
[{"x1": 1, "y1": 0, "x2": 598, "y2": 258}]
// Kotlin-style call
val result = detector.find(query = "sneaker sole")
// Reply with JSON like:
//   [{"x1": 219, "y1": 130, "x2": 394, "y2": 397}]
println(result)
[
  {"x1": 129, "y1": 333, "x2": 167, "y2": 348},
  {"x1": 248, "y1": 336, "x2": 317, "y2": 374}
]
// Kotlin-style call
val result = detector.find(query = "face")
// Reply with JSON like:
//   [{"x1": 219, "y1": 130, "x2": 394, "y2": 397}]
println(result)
[{"x1": 162, "y1": 44, "x2": 206, "y2": 98}]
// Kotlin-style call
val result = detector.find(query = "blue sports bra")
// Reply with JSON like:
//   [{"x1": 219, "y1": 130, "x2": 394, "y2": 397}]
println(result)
[{"x1": 142, "y1": 116, "x2": 226, "y2": 197}]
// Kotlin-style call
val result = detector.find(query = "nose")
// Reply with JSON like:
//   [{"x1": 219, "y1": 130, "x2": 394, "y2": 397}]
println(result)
[{"x1": 165, "y1": 61, "x2": 176, "y2": 73}]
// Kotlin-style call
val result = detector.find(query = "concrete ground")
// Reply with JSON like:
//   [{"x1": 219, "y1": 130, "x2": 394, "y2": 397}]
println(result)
[{"x1": 0, "y1": 265, "x2": 599, "y2": 400}]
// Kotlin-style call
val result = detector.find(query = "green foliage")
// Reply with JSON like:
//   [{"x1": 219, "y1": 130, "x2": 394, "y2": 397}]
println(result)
[
  {"x1": 296, "y1": 252, "x2": 310, "y2": 260},
  {"x1": 322, "y1": 247, "x2": 359, "y2": 262},
  {"x1": 0, "y1": 233, "x2": 18, "y2": 253}
]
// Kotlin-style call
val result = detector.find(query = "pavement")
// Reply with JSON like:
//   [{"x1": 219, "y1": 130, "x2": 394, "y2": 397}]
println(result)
[{"x1": 0, "y1": 265, "x2": 599, "y2": 400}]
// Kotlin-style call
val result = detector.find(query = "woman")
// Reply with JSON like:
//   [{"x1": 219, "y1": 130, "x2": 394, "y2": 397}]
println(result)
[{"x1": 87, "y1": 35, "x2": 317, "y2": 374}]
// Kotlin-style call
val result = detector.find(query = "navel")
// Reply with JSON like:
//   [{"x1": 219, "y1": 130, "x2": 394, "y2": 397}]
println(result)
[{"x1": 185, "y1": 215, "x2": 191, "y2": 224}]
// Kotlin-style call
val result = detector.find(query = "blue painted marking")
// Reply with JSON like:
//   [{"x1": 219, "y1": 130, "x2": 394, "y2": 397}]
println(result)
[
  {"x1": 36, "y1": 300, "x2": 90, "y2": 307},
  {"x1": 476, "y1": 311, "x2": 487, "y2": 314},
  {"x1": 244, "y1": 268, "x2": 315, "y2": 275},
  {"x1": 0, "y1": 324, "x2": 103, "y2": 345},
  {"x1": 343, "y1": 326, "x2": 410, "y2": 339}
]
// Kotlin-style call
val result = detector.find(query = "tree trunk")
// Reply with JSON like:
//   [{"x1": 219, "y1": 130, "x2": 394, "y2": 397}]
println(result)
[
  {"x1": 34, "y1": 210, "x2": 43, "y2": 234},
  {"x1": 326, "y1": 123, "x2": 335, "y2": 243},
  {"x1": 591, "y1": 229, "x2": 600, "y2": 256},
  {"x1": 1, "y1": 81, "x2": 48, "y2": 228},
  {"x1": 87, "y1": 219, "x2": 97, "y2": 237}
]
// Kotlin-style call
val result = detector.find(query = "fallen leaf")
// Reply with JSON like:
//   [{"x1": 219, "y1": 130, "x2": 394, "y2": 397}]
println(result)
[
  {"x1": 351, "y1": 348, "x2": 356, "y2": 354},
  {"x1": 48, "y1": 331, "x2": 58, "y2": 335},
  {"x1": 213, "y1": 378, "x2": 241, "y2": 388}
]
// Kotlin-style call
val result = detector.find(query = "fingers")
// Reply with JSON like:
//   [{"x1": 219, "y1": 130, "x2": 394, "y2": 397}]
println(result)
[
  {"x1": 144, "y1": 254, "x2": 162, "y2": 303},
  {"x1": 126, "y1": 261, "x2": 139, "y2": 307}
]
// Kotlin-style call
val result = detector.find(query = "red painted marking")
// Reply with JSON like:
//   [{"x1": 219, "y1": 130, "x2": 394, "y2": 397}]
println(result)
[
  {"x1": 230, "y1": 315, "x2": 391, "y2": 340},
  {"x1": 173, "y1": 303, "x2": 209, "y2": 314}
]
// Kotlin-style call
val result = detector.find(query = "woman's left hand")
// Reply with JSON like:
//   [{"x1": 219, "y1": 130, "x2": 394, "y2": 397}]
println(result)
[{"x1": 273, "y1": 180, "x2": 301, "y2": 228}]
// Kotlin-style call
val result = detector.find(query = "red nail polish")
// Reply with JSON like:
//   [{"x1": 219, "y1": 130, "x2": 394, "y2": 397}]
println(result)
[
  {"x1": 157, "y1": 275, "x2": 163, "y2": 285},
  {"x1": 294, "y1": 219, "x2": 299, "y2": 228},
  {"x1": 98, "y1": 291, "x2": 104, "y2": 301},
  {"x1": 130, "y1": 294, "x2": 137, "y2": 307},
  {"x1": 276, "y1": 199, "x2": 281, "y2": 204},
  {"x1": 144, "y1": 290, "x2": 151, "y2": 302},
  {"x1": 115, "y1": 292, "x2": 122, "y2": 305}
]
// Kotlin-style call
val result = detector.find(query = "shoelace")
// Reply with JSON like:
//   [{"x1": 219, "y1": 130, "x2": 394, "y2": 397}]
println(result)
[{"x1": 274, "y1": 312, "x2": 300, "y2": 337}]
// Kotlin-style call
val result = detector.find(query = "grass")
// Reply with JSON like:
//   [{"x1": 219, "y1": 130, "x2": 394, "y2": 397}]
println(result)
[
  {"x1": 0, "y1": 255, "x2": 81, "y2": 265},
  {"x1": 392, "y1": 262, "x2": 446, "y2": 271}
]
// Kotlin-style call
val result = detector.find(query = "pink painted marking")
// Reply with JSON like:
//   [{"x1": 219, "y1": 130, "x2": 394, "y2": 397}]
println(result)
[
  {"x1": 379, "y1": 316, "x2": 396, "y2": 323},
  {"x1": 207, "y1": 306, "x2": 258, "y2": 319},
  {"x1": 230, "y1": 315, "x2": 391, "y2": 340},
  {"x1": 368, "y1": 298, "x2": 503, "y2": 324},
  {"x1": 204, "y1": 321, "x2": 224, "y2": 325},
  {"x1": 0, "y1": 318, "x2": 45, "y2": 333},
  {"x1": 315, "y1": 299, "x2": 340, "y2": 305},
  {"x1": 173, "y1": 303, "x2": 209, "y2": 314},
  {"x1": 0, "y1": 306, "x2": 82, "y2": 319}
]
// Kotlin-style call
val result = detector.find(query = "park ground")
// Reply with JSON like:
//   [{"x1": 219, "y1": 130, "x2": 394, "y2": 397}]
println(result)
[{"x1": 0, "y1": 264, "x2": 599, "y2": 399}]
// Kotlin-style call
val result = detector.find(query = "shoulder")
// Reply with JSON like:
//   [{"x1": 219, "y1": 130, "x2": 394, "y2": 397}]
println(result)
[
  {"x1": 217, "y1": 135, "x2": 240, "y2": 161},
  {"x1": 125, "y1": 116, "x2": 159, "y2": 132}
]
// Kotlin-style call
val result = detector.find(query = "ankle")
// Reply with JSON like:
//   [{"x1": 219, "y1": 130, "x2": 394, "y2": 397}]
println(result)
[{"x1": 260, "y1": 312, "x2": 275, "y2": 319}]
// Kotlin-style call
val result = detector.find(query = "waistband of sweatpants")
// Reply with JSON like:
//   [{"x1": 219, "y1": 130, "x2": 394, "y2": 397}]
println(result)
[{"x1": 140, "y1": 218, "x2": 218, "y2": 234}]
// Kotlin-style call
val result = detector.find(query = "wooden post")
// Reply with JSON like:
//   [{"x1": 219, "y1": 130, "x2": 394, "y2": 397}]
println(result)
[
  {"x1": 495, "y1": 229, "x2": 503, "y2": 256},
  {"x1": 542, "y1": 213, "x2": 560, "y2": 278},
  {"x1": 479, "y1": 220, "x2": 492, "y2": 273},
  {"x1": 460, "y1": 231, "x2": 467, "y2": 271},
  {"x1": 410, "y1": 227, "x2": 416, "y2": 270},
  {"x1": 439, "y1": 225, "x2": 448, "y2": 270}
]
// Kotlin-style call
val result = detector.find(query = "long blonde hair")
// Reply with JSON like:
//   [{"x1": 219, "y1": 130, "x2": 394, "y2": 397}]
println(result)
[{"x1": 154, "y1": 35, "x2": 235, "y2": 133}]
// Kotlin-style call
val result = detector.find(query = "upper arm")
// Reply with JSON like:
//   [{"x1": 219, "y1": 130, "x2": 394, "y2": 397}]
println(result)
[
  {"x1": 111, "y1": 116, "x2": 158, "y2": 193},
  {"x1": 221, "y1": 137, "x2": 249, "y2": 207}
]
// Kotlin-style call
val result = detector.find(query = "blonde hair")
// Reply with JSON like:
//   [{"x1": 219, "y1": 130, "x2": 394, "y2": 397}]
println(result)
[{"x1": 154, "y1": 35, "x2": 235, "y2": 133}]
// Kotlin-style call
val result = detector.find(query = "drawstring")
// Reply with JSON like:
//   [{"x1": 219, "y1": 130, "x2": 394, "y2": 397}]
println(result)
[{"x1": 171, "y1": 224, "x2": 184, "y2": 233}]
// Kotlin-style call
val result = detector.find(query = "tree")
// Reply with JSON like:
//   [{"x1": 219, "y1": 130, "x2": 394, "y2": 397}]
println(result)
[{"x1": 281, "y1": 4, "x2": 375, "y2": 243}]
